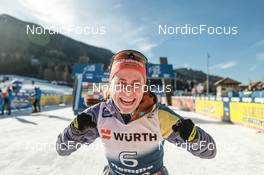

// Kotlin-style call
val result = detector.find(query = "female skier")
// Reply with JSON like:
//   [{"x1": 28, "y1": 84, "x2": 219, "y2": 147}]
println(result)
[{"x1": 56, "y1": 50, "x2": 216, "y2": 175}]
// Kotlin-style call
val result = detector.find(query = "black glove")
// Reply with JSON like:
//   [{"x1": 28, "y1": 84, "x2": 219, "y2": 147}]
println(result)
[
  {"x1": 73, "y1": 113, "x2": 96, "y2": 133},
  {"x1": 172, "y1": 119, "x2": 197, "y2": 142}
]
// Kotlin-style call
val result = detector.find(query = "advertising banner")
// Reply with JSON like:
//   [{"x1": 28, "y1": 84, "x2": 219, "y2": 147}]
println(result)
[
  {"x1": 146, "y1": 63, "x2": 174, "y2": 78},
  {"x1": 230, "y1": 102, "x2": 264, "y2": 130},
  {"x1": 195, "y1": 100, "x2": 224, "y2": 120}
]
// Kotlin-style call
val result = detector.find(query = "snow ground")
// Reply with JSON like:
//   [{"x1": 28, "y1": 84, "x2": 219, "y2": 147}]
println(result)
[{"x1": 0, "y1": 106, "x2": 264, "y2": 175}]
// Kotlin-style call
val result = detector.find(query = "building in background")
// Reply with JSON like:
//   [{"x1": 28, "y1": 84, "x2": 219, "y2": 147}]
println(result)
[{"x1": 215, "y1": 77, "x2": 241, "y2": 97}]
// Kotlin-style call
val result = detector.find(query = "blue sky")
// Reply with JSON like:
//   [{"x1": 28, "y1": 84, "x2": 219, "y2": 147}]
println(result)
[{"x1": 0, "y1": 0, "x2": 263, "y2": 83}]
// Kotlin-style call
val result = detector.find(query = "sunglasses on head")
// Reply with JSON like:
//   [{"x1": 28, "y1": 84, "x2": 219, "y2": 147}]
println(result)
[{"x1": 109, "y1": 50, "x2": 148, "y2": 70}]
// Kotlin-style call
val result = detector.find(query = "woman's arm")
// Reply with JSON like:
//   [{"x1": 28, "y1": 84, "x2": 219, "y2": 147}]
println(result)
[
  {"x1": 56, "y1": 104, "x2": 100, "y2": 156},
  {"x1": 158, "y1": 104, "x2": 216, "y2": 159}
]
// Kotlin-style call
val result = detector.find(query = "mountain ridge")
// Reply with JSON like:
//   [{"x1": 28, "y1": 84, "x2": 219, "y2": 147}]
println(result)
[
  {"x1": 0, "y1": 14, "x2": 224, "y2": 85},
  {"x1": 0, "y1": 14, "x2": 114, "y2": 82}
]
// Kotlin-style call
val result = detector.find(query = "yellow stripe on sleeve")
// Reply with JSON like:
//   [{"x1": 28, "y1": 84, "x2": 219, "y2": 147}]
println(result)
[
  {"x1": 158, "y1": 109, "x2": 180, "y2": 139},
  {"x1": 74, "y1": 117, "x2": 79, "y2": 129}
]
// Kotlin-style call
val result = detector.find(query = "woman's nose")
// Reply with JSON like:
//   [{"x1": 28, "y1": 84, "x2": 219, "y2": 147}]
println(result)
[{"x1": 122, "y1": 86, "x2": 134, "y2": 95}]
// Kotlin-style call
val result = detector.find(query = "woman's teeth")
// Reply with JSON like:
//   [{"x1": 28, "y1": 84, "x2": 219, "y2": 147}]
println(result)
[{"x1": 120, "y1": 98, "x2": 135, "y2": 105}]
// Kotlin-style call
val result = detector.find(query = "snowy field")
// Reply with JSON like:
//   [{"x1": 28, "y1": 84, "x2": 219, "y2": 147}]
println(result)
[{"x1": 0, "y1": 106, "x2": 264, "y2": 175}]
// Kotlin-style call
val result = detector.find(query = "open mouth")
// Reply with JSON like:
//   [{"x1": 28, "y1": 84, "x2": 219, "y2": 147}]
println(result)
[{"x1": 119, "y1": 97, "x2": 136, "y2": 105}]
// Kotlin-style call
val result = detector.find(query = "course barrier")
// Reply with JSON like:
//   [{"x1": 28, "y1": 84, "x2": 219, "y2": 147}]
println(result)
[
  {"x1": 195, "y1": 99, "x2": 224, "y2": 120},
  {"x1": 10, "y1": 95, "x2": 73, "y2": 110},
  {"x1": 230, "y1": 102, "x2": 264, "y2": 130},
  {"x1": 171, "y1": 96, "x2": 264, "y2": 130}
]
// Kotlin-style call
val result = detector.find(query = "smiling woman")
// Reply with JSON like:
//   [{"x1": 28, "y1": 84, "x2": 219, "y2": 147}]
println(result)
[
  {"x1": 110, "y1": 66, "x2": 145, "y2": 114},
  {"x1": 108, "y1": 50, "x2": 147, "y2": 114}
]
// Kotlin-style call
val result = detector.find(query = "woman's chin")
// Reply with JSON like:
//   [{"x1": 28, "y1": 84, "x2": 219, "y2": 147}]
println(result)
[{"x1": 119, "y1": 106, "x2": 136, "y2": 114}]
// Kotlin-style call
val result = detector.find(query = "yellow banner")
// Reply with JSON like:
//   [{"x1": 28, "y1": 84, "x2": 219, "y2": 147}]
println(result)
[
  {"x1": 40, "y1": 96, "x2": 73, "y2": 106},
  {"x1": 40, "y1": 96, "x2": 62, "y2": 106},
  {"x1": 230, "y1": 102, "x2": 264, "y2": 130},
  {"x1": 62, "y1": 95, "x2": 73, "y2": 105},
  {"x1": 195, "y1": 100, "x2": 224, "y2": 120}
]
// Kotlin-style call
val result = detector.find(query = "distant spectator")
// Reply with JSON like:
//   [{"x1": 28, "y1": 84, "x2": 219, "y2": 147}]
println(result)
[
  {"x1": 32, "y1": 87, "x2": 42, "y2": 113},
  {"x1": 0, "y1": 89, "x2": 3, "y2": 115},
  {"x1": 7, "y1": 87, "x2": 13, "y2": 114},
  {"x1": 1, "y1": 87, "x2": 12, "y2": 115}
]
